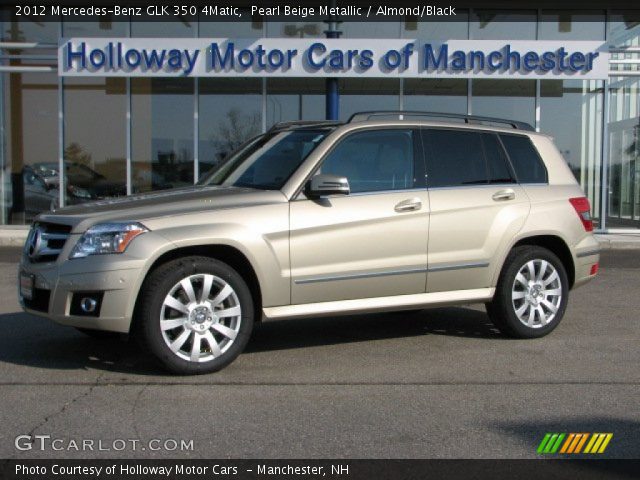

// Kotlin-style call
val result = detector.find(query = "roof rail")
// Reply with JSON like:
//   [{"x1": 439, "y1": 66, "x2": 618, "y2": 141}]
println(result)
[
  {"x1": 347, "y1": 111, "x2": 534, "y2": 131},
  {"x1": 267, "y1": 120, "x2": 343, "y2": 133}
]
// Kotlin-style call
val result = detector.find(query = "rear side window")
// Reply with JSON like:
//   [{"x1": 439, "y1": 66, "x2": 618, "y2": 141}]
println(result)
[
  {"x1": 422, "y1": 129, "x2": 515, "y2": 188},
  {"x1": 500, "y1": 134, "x2": 548, "y2": 184}
]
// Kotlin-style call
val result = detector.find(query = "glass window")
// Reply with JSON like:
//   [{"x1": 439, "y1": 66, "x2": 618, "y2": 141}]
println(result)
[
  {"x1": 423, "y1": 129, "x2": 487, "y2": 187},
  {"x1": 472, "y1": 80, "x2": 536, "y2": 126},
  {"x1": 199, "y1": 78, "x2": 262, "y2": 179},
  {"x1": 339, "y1": 79, "x2": 400, "y2": 121},
  {"x1": 500, "y1": 134, "x2": 547, "y2": 184},
  {"x1": 199, "y1": 129, "x2": 330, "y2": 190},
  {"x1": 320, "y1": 130, "x2": 414, "y2": 193},
  {"x1": 266, "y1": 78, "x2": 324, "y2": 127},
  {"x1": 607, "y1": 79, "x2": 639, "y2": 227},
  {"x1": 63, "y1": 18, "x2": 128, "y2": 37},
  {"x1": 201, "y1": 11, "x2": 263, "y2": 37},
  {"x1": 608, "y1": 12, "x2": 640, "y2": 48},
  {"x1": 131, "y1": 78, "x2": 194, "y2": 193},
  {"x1": 403, "y1": 13, "x2": 469, "y2": 39},
  {"x1": 608, "y1": 12, "x2": 640, "y2": 77},
  {"x1": 608, "y1": 10, "x2": 639, "y2": 226},
  {"x1": 1, "y1": 17, "x2": 58, "y2": 43},
  {"x1": 539, "y1": 11, "x2": 605, "y2": 40},
  {"x1": 2, "y1": 71, "x2": 58, "y2": 224},
  {"x1": 540, "y1": 80, "x2": 603, "y2": 221},
  {"x1": 64, "y1": 78, "x2": 127, "y2": 205},
  {"x1": 341, "y1": 22, "x2": 400, "y2": 38},
  {"x1": 132, "y1": 20, "x2": 195, "y2": 38},
  {"x1": 403, "y1": 79, "x2": 467, "y2": 114},
  {"x1": 470, "y1": 10, "x2": 537, "y2": 40},
  {"x1": 267, "y1": 22, "x2": 323, "y2": 38}
]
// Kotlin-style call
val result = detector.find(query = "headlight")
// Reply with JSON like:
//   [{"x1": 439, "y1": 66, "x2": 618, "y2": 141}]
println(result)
[{"x1": 69, "y1": 222, "x2": 148, "y2": 259}]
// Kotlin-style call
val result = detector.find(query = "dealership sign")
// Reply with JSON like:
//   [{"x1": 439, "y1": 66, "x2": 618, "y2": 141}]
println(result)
[{"x1": 59, "y1": 38, "x2": 609, "y2": 79}]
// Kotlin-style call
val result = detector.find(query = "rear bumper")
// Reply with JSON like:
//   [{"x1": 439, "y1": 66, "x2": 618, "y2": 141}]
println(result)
[{"x1": 572, "y1": 236, "x2": 601, "y2": 289}]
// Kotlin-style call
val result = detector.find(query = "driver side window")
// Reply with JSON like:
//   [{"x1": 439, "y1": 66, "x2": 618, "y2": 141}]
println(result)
[{"x1": 319, "y1": 129, "x2": 415, "y2": 194}]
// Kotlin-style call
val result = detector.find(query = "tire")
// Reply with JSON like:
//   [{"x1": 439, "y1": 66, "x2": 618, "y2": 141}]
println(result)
[
  {"x1": 75, "y1": 328, "x2": 120, "y2": 340},
  {"x1": 486, "y1": 246, "x2": 569, "y2": 339},
  {"x1": 135, "y1": 256, "x2": 254, "y2": 375}
]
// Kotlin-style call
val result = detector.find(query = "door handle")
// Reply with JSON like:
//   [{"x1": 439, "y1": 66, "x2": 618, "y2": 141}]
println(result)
[
  {"x1": 395, "y1": 198, "x2": 422, "y2": 212},
  {"x1": 492, "y1": 189, "x2": 516, "y2": 202}
]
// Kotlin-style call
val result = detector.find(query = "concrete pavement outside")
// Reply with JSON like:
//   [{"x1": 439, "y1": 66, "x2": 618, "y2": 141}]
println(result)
[{"x1": 0, "y1": 248, "x2": 637, "y2": 459}]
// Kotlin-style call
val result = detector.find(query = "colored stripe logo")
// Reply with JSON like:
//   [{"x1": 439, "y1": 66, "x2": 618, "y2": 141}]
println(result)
[{"x1": 537, "y1": 433, "x2": 613, "y2": 454}]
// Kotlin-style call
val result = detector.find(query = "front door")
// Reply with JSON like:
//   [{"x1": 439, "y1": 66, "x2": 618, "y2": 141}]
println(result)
[{"x1": 289, "y1": 128, "x2": 429, "y2": 305}]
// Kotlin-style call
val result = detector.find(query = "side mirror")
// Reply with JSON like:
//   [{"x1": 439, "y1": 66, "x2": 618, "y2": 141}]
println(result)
[{"x1": 306, "y1": 174, "x2": 350, "y2": 198}]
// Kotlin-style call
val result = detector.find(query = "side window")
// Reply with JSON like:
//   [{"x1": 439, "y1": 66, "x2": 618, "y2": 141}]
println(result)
[
  {"x1": 499, "y1": 134, "x2": 548, "y2": 184},
  {"x1": 482, "y1": 134, "x2": 516, "y2": 184},
  {"x1": 319, "y1": 130, "x2": 415, "y2": 194},
  {"x1": 423, "y1": 129, "x2": 487, "y2": 187}
]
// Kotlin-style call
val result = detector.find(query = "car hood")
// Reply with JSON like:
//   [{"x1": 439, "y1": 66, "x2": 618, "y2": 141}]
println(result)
[{"x1": 36, "y1": 185, "x2": 288, "y2": 233}]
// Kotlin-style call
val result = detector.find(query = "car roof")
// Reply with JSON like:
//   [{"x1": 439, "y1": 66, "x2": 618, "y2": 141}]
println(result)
[{"x1": 269, "y1": 111, "x2": 539, "y2": 137}]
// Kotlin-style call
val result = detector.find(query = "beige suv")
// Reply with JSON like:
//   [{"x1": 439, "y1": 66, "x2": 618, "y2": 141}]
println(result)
[{"x1": 19, "y1": 112, "x2": 600, "y2": 374}]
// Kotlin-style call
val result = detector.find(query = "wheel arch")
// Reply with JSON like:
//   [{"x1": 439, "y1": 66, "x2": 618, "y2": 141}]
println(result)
[
  {"x1": 131, "y1": 244, "x2": 263, "y2": 334},
  {"x1": 503, "y1": 234, "x2": 575, "y2": 288}
]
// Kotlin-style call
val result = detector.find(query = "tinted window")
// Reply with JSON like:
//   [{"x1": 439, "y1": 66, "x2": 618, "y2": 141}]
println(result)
[
  {"x1": 482, "y1": 134, "x2": 515, "y2": 184},
  {"x1": 320, "y1": 130, "x2": 415, "y2": 193},
  {"x1": 423, "y1": 129, "x2": 487, "y2": 187},
  {"x1": 500, "y1": 134, "x2": 548, "y2": 184}
]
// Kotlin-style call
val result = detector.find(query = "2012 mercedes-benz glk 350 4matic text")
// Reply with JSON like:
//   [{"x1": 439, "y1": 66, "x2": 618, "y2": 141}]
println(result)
[{"x1": 19, "y1": 111, "x2": 600, "y2": 374}]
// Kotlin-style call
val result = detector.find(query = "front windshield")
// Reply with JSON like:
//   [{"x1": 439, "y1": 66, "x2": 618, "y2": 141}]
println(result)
[{"x1": 198, "y1": 129, "x2": 331, "y2": 190}]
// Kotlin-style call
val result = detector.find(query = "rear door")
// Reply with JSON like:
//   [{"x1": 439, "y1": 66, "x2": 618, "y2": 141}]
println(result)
[{"x1": 422, "y1": 128, "x2": 530, "y2": 293}]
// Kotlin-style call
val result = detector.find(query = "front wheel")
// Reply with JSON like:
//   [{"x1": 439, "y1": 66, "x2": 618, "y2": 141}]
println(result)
[
  {"x1": 486, "y1": 246, "x2": 569, "y2": 339},
  {"x1": 136, "y1": 256, "x2": 254, "y2": 374}
]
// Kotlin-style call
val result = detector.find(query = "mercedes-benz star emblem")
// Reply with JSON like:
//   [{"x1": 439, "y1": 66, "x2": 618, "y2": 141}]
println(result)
[{"x1": 27, "y1": 227, "x2": 43, "y2": 259}]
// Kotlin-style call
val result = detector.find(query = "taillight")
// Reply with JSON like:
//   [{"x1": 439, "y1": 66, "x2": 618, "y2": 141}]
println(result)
[
  {"x1": 590, "y1": 263, "x2": 599, "y2": 276},
  {"x1": 569, "y1": 197, "x2": 593, "y2": 232}
]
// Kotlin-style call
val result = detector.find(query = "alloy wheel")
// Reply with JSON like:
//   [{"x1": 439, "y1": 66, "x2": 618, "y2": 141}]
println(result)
[
  {"x1": 160, "y1": 274, "x2": 241, "y2": 362},
  {"x1": 511, "y1": 259, "x2": 562, "y2": 329}
]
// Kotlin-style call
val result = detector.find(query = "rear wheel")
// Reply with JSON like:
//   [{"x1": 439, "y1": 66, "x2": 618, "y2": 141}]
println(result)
[
  {"x1": 486, "y1": 246, "x2": 568, "y2": 338},
  {"x1": 136, "y1": 256, "x2": 254, "y2": 374}
]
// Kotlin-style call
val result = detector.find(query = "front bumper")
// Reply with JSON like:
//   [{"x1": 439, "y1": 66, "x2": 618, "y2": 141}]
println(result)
[
  {"x1": 20, "y1": 264, "x2": 142, "y2": 332},
  {"x1": 18, "y1": 231, "x2": 168, "y2": 333}
]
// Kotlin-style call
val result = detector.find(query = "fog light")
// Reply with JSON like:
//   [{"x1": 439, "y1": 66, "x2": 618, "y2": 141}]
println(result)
[
  {"x1": 80, "y1": 297, "x2": 97, "y2": 313},
  {"x1": 70, "y1": 292, "x2": 104, "y2": 317}
]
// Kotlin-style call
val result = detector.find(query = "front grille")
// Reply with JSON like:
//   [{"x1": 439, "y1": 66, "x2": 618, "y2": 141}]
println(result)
[
  {"x1": 25, "y1": 222, "x2": 72, "y2": 263},
  {"x1": 23, "y1": 287, "x2": 50, "y2": 313}
]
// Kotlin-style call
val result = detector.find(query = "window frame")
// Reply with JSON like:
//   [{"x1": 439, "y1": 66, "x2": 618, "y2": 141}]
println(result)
[
  {"x1": 420, "y1": 127, "x2": 518, "y2": 190},
  {"x1": 296, "y1": 126, "x2": 426, "y2": 199}
]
